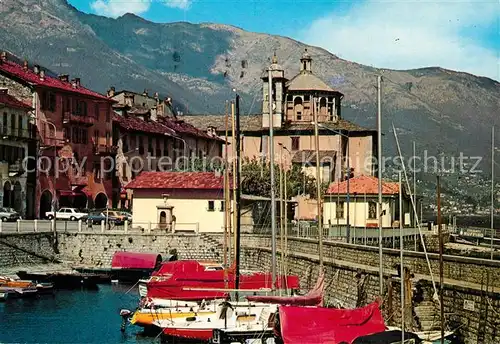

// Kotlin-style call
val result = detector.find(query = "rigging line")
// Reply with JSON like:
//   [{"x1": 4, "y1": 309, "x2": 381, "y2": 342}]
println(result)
[{"x1": 392, "y1": 122, "x2": 440, "y2": 304}]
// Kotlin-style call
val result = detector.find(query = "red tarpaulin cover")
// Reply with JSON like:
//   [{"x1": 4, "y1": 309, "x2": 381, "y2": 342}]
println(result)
[
  {"x1": 247, "y1": 272, "x2": 324, "y2": 306},
  {"x1": 111, "y1": 252, "x2": 162, "y2": 269},
  {"x1": 279, "y1": 301, "x2": 385, "y2": 344},
  {"x1": 146, "y1": 260, "x2": 300, "y2": 300}
]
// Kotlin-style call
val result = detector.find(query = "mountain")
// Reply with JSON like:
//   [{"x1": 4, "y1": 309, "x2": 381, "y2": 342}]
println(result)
[{"x1": 0, "y1": 0, "x2": 499, "y2": 208}]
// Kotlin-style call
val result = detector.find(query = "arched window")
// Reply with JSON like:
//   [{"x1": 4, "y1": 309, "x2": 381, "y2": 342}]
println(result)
[
  {"x1": 319, "y1": 97, "x2": 327, "y2": 117},
  {"x1": 294, "y1": 97, "x2": 303, "y2": 121}
]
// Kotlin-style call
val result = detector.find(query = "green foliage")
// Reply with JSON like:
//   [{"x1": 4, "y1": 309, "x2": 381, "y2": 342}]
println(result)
[{"x1": 240, "y1": 158, "x2": 323, "y2": 198}]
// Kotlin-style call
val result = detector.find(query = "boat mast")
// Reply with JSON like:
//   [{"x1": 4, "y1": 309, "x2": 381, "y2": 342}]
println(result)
[
  {"x1": 491, "y1": 126, "x2": 495, "y2": 260},
  {"x1": 377, "y1": 75, "x2": 383, "y2": 295},
  {"x1": 268, "y1": 67, "x2": 278, "y2": 291},
  {"x1": 231, "y1": 101, "x2": 237, "y2": 269},
  {"x1": 437, "y1": 175, "x2": 444, "y2": 344},
  {"x1": 223, "y1": 101, "x2": 230, "y2": 287},
  {"x1": 234, "y1": 94, "x2": 242, "y2": 299},
  {"x1": 313, "y1": 94, "x2": 324, "y2": 271},
  {"x1": 399, "y1": 171, "x2": 404, "y2": 343}
]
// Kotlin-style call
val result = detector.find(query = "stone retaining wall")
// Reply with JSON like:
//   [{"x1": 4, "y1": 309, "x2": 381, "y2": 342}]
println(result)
[{"x1": 0, "y1": 233, "x2": 58, "y2": 267}]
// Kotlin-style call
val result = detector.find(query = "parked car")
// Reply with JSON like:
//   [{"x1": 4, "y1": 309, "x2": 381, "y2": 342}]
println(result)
[
  {"x1": 87, "y1": 212, "x2": 122, "y2": 225},
  {"x1": 120, "y1": 211, "x2": 132, "y2": 223},
  {"x1": 0, "y1": 207, "x2": 21, "y2": 222},
  {"x1": 45, "y1": 208, "x2": 88, "y2": 221},
  {"x1": 107, "y1": 211, "x2": 131, "y2": 224}
]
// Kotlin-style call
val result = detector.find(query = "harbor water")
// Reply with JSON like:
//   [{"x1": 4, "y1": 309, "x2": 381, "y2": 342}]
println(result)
[{"x1": 0, "y1": 284, "x2": 155, "y2": 344}]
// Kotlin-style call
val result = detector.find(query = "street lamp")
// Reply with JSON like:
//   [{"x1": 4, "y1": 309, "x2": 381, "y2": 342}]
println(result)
[{"x1": 313, "y1": 122, "x2": 351, "y2": 243}]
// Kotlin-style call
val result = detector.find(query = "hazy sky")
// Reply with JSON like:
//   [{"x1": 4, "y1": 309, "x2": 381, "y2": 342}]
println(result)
[{"x1": 69, "y1": 0, "x2": 499, "y2": 81}]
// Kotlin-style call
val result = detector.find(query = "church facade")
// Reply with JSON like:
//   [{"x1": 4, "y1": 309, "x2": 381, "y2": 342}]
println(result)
[{"x1": 184, "y1": 50, "x2": 377, "y2": 220}]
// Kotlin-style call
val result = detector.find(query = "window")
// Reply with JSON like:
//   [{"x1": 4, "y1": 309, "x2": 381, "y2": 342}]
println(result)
[
  {"x1": 122, "y1": 162, "x2": 128, "y2": 181},
  {"x1": 148, "y1": 137, "x2": 153, "y2": 155},
  {"x1": 106, "y1": 132, "x2": 110, "y2": 147},
  {"x1": 2, "y1": 112, "x2": 7, "y2": 134},
  {"x1": 156, "y1": 139, "x2": 161, "y2": 157},
  {"x1": 94, "y1": 129, "x2": 99, "y2": 145},
  {"x1": 291, "y1": 137, "x2": 300, "y2": 151},
  {"x1": 64, "y1": 97, "x2": 70, "y2": 113},
  {"x1": 106, "y1": 107, "x2": 110, "y2": 122},
  {"x1": 49, "y1": 93, "x2": 56, "y2": 112},
  {"x1": 18, "y1": 116, "x2": 23, "y2": 136},
  {"x1": 94, "y1": 103, "x2": 99, "y2": 119},
  {"x1": 368, "y1": 201, "x2": 377, "y2": 219},
  {"x1": 207, "y1": 201, "x2": 215, "y2": 212},
  {"x1": 130, "y1": 134, "x2": 136, "y2": 150},
  {"x1": 164, "y1": 138, "x2": 169, "y2": 157},
  {"x1": 220, "y1": 201, "x2": 225, "y2": 212},
  {"x1": 123, "y1": 135, "x2": 129, "y2": 153},
  {"x1": 81, "y1": 128, "x2": 88, "y2": 144},
  {"x1": 10, "y1": 114, "x2": 15, "y2": 133},
  {"x1": 138, "y1": 136, "x2": 144, "y2": 154},
  {"x1": 336, "y1": 201, "x2": 344, "y2": 219}
]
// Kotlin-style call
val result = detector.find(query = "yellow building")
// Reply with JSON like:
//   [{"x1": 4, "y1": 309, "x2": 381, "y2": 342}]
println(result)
[
  {"x1": 323, "y1": 175, "x2": 414, "y2": 229},
  {"x1": 125, "y1": 171, "x2": 280, "y2": 233}
]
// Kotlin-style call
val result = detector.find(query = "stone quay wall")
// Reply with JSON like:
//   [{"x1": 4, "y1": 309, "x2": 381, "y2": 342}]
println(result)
[
  {"x1": 55, "y1": 232, "x2": 221, "y2": 267},
  {"x1": 0, "y1": 232, "x2": 58, "y2": 268}
]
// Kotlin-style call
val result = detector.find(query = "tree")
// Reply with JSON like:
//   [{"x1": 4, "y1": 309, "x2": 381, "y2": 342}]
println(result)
[{"x1": 240, "y1": 158, "x2": 324, "y2": 198}]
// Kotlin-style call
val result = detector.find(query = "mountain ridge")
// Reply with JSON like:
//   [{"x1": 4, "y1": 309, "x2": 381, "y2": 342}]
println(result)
[{"x1": 0, "y1": 0, "x2": 498, "y2": 207}]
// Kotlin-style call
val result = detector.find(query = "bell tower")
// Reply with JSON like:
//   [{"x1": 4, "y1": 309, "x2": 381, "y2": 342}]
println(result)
[{"x1": 262, "y1": 53, "x2": 286, "y2": 128}]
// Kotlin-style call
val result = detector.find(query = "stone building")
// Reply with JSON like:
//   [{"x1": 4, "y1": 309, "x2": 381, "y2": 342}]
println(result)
[
  {"x1": 109, "y1": 89, "x2": 225, "y2": 209},
  {"x1": 0, "y1": 89, "x2": 36, "y2": 218},
  {"x1": 0, "y1": 52, "x2": 116, "y2": 218},
  {"x1": 183, "y1": 50, "x2": 377, "y2": 220}
]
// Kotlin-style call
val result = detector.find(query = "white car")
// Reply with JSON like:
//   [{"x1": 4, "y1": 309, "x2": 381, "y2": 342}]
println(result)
[{"x1": 45, "y1": 208, "x2": 88, "y2": 221}]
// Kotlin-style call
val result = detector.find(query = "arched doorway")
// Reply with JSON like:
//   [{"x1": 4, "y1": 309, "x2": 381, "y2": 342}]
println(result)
[
  {"x1": 3, "y1": 181, "x2": 12, "y2": 208},
  {"x1": 319, "y1": 97, "x2": 327, "y2": 117},
  {"x1": 159, "y1": 211, "x2": 167, "y2": 230},
  {"x1": 39, "y1": 190, "x2": 52, "y2": 219},
  {"x1": 12, "y1": 182, "x2": 22, "y2": 214},
  {"x1": 94, "y1": 193, "x2": 108, "y2": 210},
  {"x1": 73, "y1": 193, "x2": 88, "y2": 209}
]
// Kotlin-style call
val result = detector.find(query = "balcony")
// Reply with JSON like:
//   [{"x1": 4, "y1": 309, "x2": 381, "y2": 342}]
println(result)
[
  {"x1": 8, "y1": 161, "x2": 25, "y2": 177},
  {"x1": 63, "y1": 112, "x2": 96, "y2": 126},
  {"x1": 0, "y1": 125, "x2": 35, "y2": 141},
  {"x1": 93, "y1": 144, "x2": 118, "y2": 156}
]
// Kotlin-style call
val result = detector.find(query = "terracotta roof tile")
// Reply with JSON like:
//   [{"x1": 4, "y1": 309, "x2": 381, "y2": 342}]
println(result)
[
  {"x1": 125, "y1": 171, "x2": 229, "y2": 190},
  {"x1": 112, "y1": 113, "x2": 175, "y2": 136},
  {"x1": 0, "y1": 90, "x2": 32, "y2": 111},
  {"x1": 182, "y1": 115, "x2": 373, "y2": 133},
  {"x1": 326, "y1": 175, "x2": 399, "y2": 195},
  {"x1": 0, "y1": 59, "x2": 112, "y2": 101}
]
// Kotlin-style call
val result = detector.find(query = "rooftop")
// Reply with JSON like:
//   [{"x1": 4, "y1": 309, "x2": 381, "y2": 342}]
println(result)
[
  {"x1": 125, "y1": 171, "x2": 228, "y2": 190},
  {"x1": 0, "y1": 89, "x2": 32, "y2": 111},
  {"x1": 112, "y1": 113, "x2": 175, "y2": 136},
  {"x1": 326, "y1": 175, "x2": 400, "y2": 195},
  {"x1": 0, "y1": 56, "x2": 111, "y2": 101},
  {"x1": 182, "y1": 114, "x2": 373, "y2": 134},
  {"x1": 286, "y1": 72, "x2": 338, "y2": 93}
]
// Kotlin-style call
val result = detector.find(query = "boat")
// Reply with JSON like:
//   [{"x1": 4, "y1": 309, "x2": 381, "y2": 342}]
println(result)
[
  {"x1": 144, "y1": 260, "x2": 299, "y2": 301},
  {"x1": 130, "y1": 299, "x2": 219, "y2": 328},
  {"x1": 74, "y1": 251, "x2": 164, "y2": 284},
  {"x1": 276, "y1": 300, "x2": 386, "y2": 344},
  {"x1": 0, "y1": 276, "x2": 54, "y2": 294},
  {"x1": 155, "y1": 301, "x2": 277, "y2": 342},
  {"x1": 0, "y1": 286, "x2": 38, "y2": 299},
  {"x1": 16, "y1": 271, "x2": 100, "y2": 289}
]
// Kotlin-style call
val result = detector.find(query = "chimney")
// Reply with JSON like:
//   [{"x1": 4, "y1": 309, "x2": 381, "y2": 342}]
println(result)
[
  {"x1": 33, "y1": 65, "x2": 40, "y2": 74},
  {"x1": 23, "y1": 60, "x2": 28, "y2": 71},
  {"x1": 165, "y1": 97, "x2": 172, "y2": 105},
  {"x1": 39, "y1": 69, "x2": 45, "y2": 81},
  {"x1": 58, "y1": 74, "x2": 69, "y2": 82},
  {"x1": 71, "y1": 79, "x2": 77, "y2": 88},
  {"x1": 143, "y1": 89, "x2": 148, "y2": 97},
  {"x1": 75, "y1": 78, "x2": 80, "y2": 87},
  {"x1": 0, "y1": 52, "x2": 6, "y2": 62},
  {"x1": 107, "y1": 86, "x2": 115, "y2": 98}
]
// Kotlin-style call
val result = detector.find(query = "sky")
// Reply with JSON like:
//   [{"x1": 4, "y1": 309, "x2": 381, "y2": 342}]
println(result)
[{"x1": 69, "y1": 0, "x2": 499, "y2": 81}]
